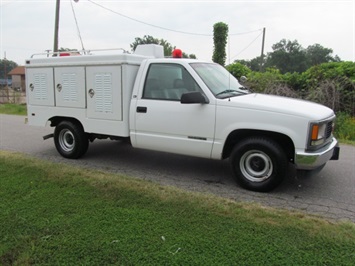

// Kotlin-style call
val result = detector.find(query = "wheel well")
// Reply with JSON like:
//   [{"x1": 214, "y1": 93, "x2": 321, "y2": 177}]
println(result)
[
  {"x1": 222, "y1": 129, "x2": 295, "y2": 161},
  {"x1": 49, "y1": 116, "x2": 84, "y2": 131},
  {"x1": 49, "y1": 117, "x2": 116, "y2": 142}
]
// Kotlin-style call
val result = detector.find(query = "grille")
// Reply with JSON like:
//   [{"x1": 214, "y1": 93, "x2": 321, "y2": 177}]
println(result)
[{"x1": 325, "y1": 121, "x2": 333, "y2": 139}]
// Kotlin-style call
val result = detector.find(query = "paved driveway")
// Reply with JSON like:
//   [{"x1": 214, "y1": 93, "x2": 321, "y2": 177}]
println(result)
[{"x1": 1, "y1": 114, "x2": 354, "y2": 222}]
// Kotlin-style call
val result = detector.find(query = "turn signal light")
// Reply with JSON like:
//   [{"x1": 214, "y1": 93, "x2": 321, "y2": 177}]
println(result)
[{"x1": 311, "y1": 125, "x2": 319, "y2": 140}]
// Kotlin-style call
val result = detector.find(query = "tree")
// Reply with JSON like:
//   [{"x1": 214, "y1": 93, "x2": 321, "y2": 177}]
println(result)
[
  {"x1": 236, "y1": 57, "x2": 262, "y2": 72},
  {"x1": 183, "y1": 52, "x2": 197, "y2": 59},
  {"x1": 265, "y1": 39, "x2": 308, "y2": 73},
  {"x1": 306, "y1": 43, "x2": 340, "y2": 66},
  {"x1": 237, "y1": 39, "x2": 342, "y2": 74},
  {"x1": 130, "y1": 35, "x2": 160, "y2": 51},
  {"x1": 130, "y1": 35, "x2": 174, "y2": 56},
  {"x1": 0, "y1": 59, "x2": 18, "y2": 80},
  {"x1": 130, "y1": 35, "x2": 197, "y2": 58},
  {"x1": 212, "y1": 22, "x2": 229, "y2": 66},
  {"x1": 155, "y1": 38, "x2": 175, "y2": 57}
]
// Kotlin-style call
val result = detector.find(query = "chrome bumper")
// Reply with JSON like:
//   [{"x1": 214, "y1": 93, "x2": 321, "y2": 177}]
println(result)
[{"x1": 295, "y1": 138, "x2": 340, "y2": 170}]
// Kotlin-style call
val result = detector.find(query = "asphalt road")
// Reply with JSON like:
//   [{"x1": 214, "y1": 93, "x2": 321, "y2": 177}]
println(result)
[{"x1": 1, "y1": 114, "x2": 354, "y2": 222}]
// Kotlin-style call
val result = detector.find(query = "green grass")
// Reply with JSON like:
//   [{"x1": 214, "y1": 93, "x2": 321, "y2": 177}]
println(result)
[
  {"x1": 1, "y1": 151, "x2": 354, "y2": 265},
  {"x1": 0, "y1": 103, "x2": 27, "y2": 116}
]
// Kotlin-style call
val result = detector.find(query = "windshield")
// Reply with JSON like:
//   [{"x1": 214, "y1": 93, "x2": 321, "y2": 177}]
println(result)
[{"x1": 190, "y1": 63, "x2": 248, "y2": 99}]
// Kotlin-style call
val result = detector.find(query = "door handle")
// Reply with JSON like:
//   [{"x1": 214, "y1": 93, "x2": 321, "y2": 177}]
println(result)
[
  {"x1": 136, "y1": 106, "x2": 147, "y2": 113},
  {"x1": 88, "y1": 89, "x2": 95, "y2": 98}
]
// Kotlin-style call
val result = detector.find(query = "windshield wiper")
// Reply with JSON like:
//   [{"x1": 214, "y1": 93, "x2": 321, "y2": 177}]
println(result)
[
  {"x1": 215, "y1": 89, "x2": 249, "y2": 99},
  {"x1": 215, "y1": 89, "x2": 239, "y2": 97}
]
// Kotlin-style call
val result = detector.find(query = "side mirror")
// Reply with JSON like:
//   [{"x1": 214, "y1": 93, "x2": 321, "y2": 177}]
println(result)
[
  {"x1": 181, "y1": 92, "x2": 209, "y2": 104},
  {"x1": 240, "y1": 76, "x2": 248, "y2": 83}
]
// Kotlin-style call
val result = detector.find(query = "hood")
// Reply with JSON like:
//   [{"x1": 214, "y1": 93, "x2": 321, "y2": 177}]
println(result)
[{"x1": 223, "y1": 93, "x2": 335, "y2": 120}]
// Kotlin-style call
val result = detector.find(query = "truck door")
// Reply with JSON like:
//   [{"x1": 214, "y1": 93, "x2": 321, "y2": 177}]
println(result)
[{"x1": 132, "y1": 63, "x2": 215, "y2": 159}]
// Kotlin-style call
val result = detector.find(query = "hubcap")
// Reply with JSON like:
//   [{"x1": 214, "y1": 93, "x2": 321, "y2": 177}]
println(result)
[
  {"x1": 58, "y1": 129, "x2": 75, "y2": 152},
  {"x1": 240, "y1": 150, "x2": 273, "y2": 182}
]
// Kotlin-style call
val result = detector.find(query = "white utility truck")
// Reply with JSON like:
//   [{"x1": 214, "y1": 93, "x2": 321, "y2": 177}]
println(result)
[{"x1": 25, "y1": 44, "x2": 339, "y2": 192}]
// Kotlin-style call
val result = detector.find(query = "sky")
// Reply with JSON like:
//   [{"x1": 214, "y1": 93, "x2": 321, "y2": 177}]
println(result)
[{"x1": 1, "y1": 0, "x2": 354, "y2": 66}]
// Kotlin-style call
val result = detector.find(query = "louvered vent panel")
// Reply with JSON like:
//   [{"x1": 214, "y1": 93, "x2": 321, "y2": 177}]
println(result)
[
  {"x1": 95, "y1": 73, "x2": 113, "y2": 113},
  {"x1": 62, "y1": 73, "x2": 77, "y2": 102},
  {"x1": 34, "y1": 73, "x2": 47, "y2": 100}
]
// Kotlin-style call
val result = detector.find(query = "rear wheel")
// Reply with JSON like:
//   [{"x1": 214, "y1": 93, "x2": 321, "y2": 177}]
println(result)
[
  {"x1": 230, "y1": 137, "x2": 288, "y2": 192},
  {"x1": 54, "y1": 120, "x2": 88, "y2": 159}
]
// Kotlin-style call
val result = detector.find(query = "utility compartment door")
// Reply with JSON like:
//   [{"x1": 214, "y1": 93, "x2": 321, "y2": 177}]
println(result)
[
  {"x1": 26, "y1": 68, "x2": 54, "y2": 106},
  {"x1": 54, "y1": 67, "x2": 86, "y2": 108},
  {"x1": 86, "y1": 66, "x2": 122, "y2": 121}
]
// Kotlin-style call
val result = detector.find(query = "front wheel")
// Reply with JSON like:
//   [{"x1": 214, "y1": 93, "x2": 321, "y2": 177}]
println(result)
[
  {"x1": 54, "y1": 120, "x2": 89, "y2": 159},
  {"x1": 230, "y1": 137, "x2": 288, "y2": 192}
]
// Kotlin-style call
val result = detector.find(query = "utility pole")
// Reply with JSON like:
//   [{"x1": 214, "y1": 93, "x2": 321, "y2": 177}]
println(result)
[
  {"x1": 53, "y1": 0, "x2": 60, "y2": 55},
  {"x1": 259, "y1": 27, "x2": 266, "y2": 72},
  {"x1": 4, "y1": 52, "x2": 9, "y2": 102}
]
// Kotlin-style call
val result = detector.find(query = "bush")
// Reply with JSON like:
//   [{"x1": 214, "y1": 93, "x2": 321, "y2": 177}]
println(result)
[
  {"x1": 302, "y1": 62, "x2": 355, "y2": 88},
  {"x1": 229, "y1": 62, "x2": 354, "y2": 115},
  {"x1": 334, "y1": 112, "x2": 355, "y2": 142},
  {"x1": 226, "y1": 62, "x2": 252, "y2": 80},
  {"x1": 244, "y1": 68, "x2": 284, "y2": 93},
  {"x1": 282, "y1": 72, "x2": 303, "y2": 91},
  {"x1": 306, "y1": 78, "x2": 354, "y2": 115}
]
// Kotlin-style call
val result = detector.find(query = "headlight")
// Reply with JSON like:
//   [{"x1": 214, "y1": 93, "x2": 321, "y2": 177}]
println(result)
[
  {"x1": 308, "y1": 120, "x2": 334, "y2": 149},
  {"x1": 310, "y1": 123, "x2": 327, "y2": 146}
]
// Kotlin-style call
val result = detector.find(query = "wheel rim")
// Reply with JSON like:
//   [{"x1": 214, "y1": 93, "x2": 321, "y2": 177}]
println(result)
[
  {"x1": 239, "y1": 150, "x2": 273, "y2": 182},
  {"x1": 58, "y1": 129, "x2": 75, "y2": 152}
]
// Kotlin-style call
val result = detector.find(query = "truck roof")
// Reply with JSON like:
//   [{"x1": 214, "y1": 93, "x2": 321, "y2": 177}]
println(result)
[
  {"x1": 25, "y1": 54, "x2": 208, "y2": 68},
  {"x1": 26, "y1": 44, "x2": 166, "y2": 68},
  {"x1": 25, "y1": 44, "x2": 211, "y2": 68},
  {"x1": 25, "y1": 52, "x2": 150, "y2": 68}
]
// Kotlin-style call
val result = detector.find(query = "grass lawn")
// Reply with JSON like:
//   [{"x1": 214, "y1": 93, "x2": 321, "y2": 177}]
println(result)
[
  {"x1": 0, "y1": 103, "x2": 27, "y2": 116},
  {"x1": 0, "y1": 151, "x2": 354, "y2": 265}
]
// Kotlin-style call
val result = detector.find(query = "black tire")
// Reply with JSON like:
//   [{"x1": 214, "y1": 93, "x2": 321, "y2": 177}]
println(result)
[
  {"x1": 230, "y1": 137, "x2": 288, "y2": 192},
  {"x1": 54, "y1": 120, "x2": 89, "y2": 159}
]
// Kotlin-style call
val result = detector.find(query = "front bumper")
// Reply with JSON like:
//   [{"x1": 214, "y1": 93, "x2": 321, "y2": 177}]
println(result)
[{"x1": 295, "y1": 138, "x2": 340, "y2": 170}]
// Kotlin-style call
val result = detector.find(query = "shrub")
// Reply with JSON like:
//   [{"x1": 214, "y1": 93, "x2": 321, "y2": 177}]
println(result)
[
  {"x1": 302, "y1": 62, "x2": 355, "y2": 88},
  {"x1": 306, "y1": 77, "x2": 354, "y2": 115},
  {"x1": 226, "y1": 62, "x2": 251, "y2": 80},
  {"x1": 229, "y1": 62, "x2": 354, "y2": 115},
  {"x1": 282, "y1": 72, "x2": 303, "y2": 91},
  {"x1": 242, "y1": 68, "x2": 284, "y2": 93},
  {"x1": 334, "y1": 112, "x2": 355, "y2": 142}
]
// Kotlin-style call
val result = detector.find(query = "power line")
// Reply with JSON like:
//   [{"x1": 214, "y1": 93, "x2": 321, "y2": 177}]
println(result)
[
  {"x1": 229, "y1": 31, "x2": 263, "y2": 61},
  {"x1": 87, "y1": 0, "x2": 261, "y2": 37},
  {"x1": 229, "y1": 29, "x2": 262, "y2": 36},
  {"x1": 70, "y1": 0, "x2": 85, "y2": 51},
  {"x1": 87, "y1": 0, "x2": 210, "y2": 36}
]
